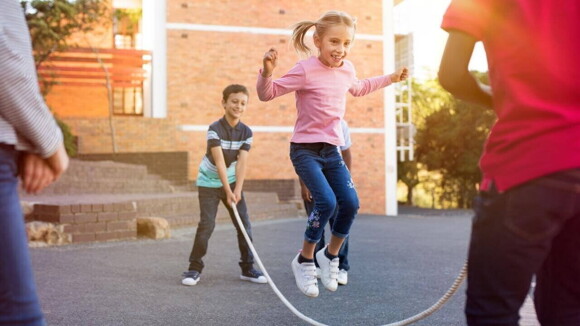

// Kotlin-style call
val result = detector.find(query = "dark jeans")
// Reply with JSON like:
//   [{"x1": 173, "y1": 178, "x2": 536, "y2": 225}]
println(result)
[
  {"x1": 466, "y1": 168, "x2": 580, "y2": 326},
  {"x1": 304, "y1": 199, "x2": 350, "y2": 271},
  {"x1": 290, "y1": 142, "x2": 359, "y2": 243},
  {"x1": 188, "y1": 183, "x2": 255, "y2": 273},
  {"x1": 0, "y1": 145, "x2": 45, "y2": 326}
]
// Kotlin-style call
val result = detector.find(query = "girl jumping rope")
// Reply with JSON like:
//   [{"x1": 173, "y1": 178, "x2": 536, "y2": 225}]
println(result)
[{"x1": 256, "y1": 10, "x2": 408, "y2": 298}]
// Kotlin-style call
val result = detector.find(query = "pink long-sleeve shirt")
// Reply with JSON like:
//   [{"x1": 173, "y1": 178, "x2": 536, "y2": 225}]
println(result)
[{"x1": 257, "y1": 56, "x2": 392, "y2": 146}]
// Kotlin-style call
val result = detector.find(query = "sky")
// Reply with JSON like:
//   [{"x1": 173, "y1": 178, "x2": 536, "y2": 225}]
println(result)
[{"x1": 394, "y1": 0, "x2": 488, "y2": 79}]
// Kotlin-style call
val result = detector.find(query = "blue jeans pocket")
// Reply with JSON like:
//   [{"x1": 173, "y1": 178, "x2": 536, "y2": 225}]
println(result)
[{"x1": 503, "y1": 181, "x2": 564, "y2": 242}]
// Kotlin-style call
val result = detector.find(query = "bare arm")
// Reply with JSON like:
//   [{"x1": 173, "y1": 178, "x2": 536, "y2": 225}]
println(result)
[
  {"x1": 233, "y1": 150, "x2": 249, "y2": 204},
  {"x1": 210, "y1": 146, "x2": 235, "y2": 206},
  {"x1": 341, "y1": 148, "x2": 352, "y2": 171},
  {"x1": 438, "y1": 31, "x2": 493, "y2": 108}
]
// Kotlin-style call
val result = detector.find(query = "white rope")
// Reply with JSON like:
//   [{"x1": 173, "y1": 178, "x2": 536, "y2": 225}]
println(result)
[
  {"x1": 231, "y1": 203, "x2": 467, "y2": 326},
  {"x1": 379, "y1": 261, "x2": 468, "y2": 326},
  {"x1": 231, "y1": 203, "x2": 327, "y2": 326}
]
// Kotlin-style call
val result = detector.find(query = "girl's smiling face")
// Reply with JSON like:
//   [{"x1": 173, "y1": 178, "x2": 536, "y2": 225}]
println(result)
[{"x1": 314, "y1": 24, "x2": 354, "y2": 68}]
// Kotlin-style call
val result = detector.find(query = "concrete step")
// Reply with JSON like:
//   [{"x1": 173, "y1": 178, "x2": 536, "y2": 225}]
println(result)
[
  {"x1": 19, "y1": 159, "x2": 175, "y2": 196},
  {"x1": 65, "y1": 160, "x2": 150, "y2": 178},
  {"x1": 39, "y1": 178, "x2": 173, "y2": 195}
]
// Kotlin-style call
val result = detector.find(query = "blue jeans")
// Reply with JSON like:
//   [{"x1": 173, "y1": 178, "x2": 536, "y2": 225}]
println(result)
[
  {"x1": 304, "y1": 199, "x2": 350, "y2": 270},
  {"x1": 188, "y1": 183, "x2": 255, "y2": 273},
  {"x1": 290, "y1": 142, "x2": 359, "y2": 243},
  {"x1": 466, "y1": 168, "x2": 580, "y2": 326},
  {"x1": 0, "y1": 145, "x2": 45, "y2": 326}
]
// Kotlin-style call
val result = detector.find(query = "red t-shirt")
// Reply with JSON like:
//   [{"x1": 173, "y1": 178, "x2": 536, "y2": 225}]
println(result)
[{"x1": 442, "y1": 0, "x2": 580, "y2": 191}]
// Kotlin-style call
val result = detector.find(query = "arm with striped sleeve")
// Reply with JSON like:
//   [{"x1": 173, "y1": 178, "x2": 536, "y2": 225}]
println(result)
[
  {"x1": 0, "y1": 1, "x2": 68, "y2": 192},
  {"x1": 0, "y1": 3, "x2": 63, "y2": 158}
]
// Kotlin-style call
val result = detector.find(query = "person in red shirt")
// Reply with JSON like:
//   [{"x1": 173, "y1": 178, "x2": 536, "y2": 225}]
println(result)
[{"x1": 439, "y1": 0, "x2": 580, "y2": 325}]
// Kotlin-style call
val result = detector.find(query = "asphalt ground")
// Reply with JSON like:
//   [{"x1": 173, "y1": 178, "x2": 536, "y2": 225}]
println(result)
[{"x1": 31, "y1": 210, "x2": 474, "y2": 326}]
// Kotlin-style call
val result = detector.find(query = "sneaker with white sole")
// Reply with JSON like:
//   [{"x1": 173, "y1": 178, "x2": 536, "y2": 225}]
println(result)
[
  {"x1": 337, "y1": 269, "x2": 348, "y2": 285},
  {"x1": 315, "y1": 246, "x2": 339, "y2": 291},
  {"x1": 240, "y1": 268, "x2": 267, "y2": 284},
  {"x1": 181, "y1": 270, "x2": 200, "y2": 286},
  {"x1": 291, "y1": 253, "x2": 319, "y2": 298}
]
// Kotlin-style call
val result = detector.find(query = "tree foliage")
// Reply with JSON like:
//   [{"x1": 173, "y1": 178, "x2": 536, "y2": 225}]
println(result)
[
  {"x1": 22, "y1": 0, "x2": 109, "y2": 69},
  {"x1": 397, "y1": 78, "x2": 450, "y2": 205},
  {"x1": 398, "y1": 73, "x2": 496, "y2": 208},
  {"x1": 21, "y1": 0, "x2": 109, "y2": 156},
  {"x1": 417, "y1": 99, "x2": 495, "y2": 207}
]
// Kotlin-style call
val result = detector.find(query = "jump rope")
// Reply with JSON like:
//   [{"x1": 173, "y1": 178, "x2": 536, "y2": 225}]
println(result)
[{"x1": 231, "y1": 203, "x2": 468, "y2": 326}]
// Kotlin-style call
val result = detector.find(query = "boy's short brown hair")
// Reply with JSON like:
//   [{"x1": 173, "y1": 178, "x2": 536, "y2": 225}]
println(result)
[{"x1": 222, "y1": 84, "x2": 249, "y2": 101}]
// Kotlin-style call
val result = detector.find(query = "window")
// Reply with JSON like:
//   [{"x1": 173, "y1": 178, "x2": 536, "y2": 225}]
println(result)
[
  {"x1": 112, "y1": 7, "x2": 144, "y2": 116},
  {"x1": 113, "y1": 87, "x2": 143, "y2": 116}
]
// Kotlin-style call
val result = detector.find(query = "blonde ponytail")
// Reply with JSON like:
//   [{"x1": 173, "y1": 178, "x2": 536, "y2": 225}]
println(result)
[{"x1": 291, "y1": 21, "x2": 316, "y2": 57}]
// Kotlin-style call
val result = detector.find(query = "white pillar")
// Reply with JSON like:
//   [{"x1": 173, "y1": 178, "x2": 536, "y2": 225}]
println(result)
[
  {"x1": 142, "y1": 0, "x2": 167, "y2": 118},
  {"x1": 383, "y1": 0, "x2": 398, "y2": 216}
]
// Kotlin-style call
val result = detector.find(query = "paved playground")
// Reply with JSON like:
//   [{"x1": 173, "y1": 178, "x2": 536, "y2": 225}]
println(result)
[{"x1": 30, "y1": 208, "x2": 538, "y2": 326}]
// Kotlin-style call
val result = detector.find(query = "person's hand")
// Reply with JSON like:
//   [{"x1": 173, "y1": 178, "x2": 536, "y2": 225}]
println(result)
[
  {"x1": 262, "y1": 48, "x2": 278, "y2": 77},
  {"x1": 300, "y1": 184, "x2": 312, "y2": 202},
  {"x1": 45, "y1": 143, "x2": 69, "y2": 180},
  {"x1": 391, "y1": 67, "x2": 409, "y2": 82},
  {"x1": 20, "y1": 153, "x2": 55, "y2": 194},
  {"x1": 233, "y1": 187, "x2": 243, "y2": 205},
  {"x1": 226, "y1": 190, "x2": 237, "y2": 207}
]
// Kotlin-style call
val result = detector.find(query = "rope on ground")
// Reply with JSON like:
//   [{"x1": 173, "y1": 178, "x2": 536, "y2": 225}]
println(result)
[
  {"x1": 379, "y1": 261, "x2": 467, "y2": 326},
  {"x1": 231, "y1": 203, "x2": 467, "y2": 326},
  {"x1": 231, "y1": 203, "x2": 326, "y2": 326}
]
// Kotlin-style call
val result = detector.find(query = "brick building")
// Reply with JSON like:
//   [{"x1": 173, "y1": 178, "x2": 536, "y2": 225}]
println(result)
[{"x1": 46, "y1": 0, "x2": 407, "y2": 215}]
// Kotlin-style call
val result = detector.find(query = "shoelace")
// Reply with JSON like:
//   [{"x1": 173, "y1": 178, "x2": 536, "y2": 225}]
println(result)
[{"x1": 182, "y1": 271, "x2": 199, "y2": 278}]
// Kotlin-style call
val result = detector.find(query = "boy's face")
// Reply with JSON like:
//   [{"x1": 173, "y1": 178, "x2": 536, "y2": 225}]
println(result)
[{"x1": 222, "y1": 92, "x2": 248, "y2": 121}]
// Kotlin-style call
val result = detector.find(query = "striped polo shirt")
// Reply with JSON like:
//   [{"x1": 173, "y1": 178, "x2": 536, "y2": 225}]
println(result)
[{"x1": 196, "y1": 117, "x2": 253, "y2": 188}]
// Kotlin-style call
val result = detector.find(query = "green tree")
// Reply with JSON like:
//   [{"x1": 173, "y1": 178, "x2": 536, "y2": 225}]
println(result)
[
  {"x1": 22, "y1": 0, "x2": 109, "y2": 156},
  {"x1": 22, "y1": 0, "x2": 109, "y2": 94},
  {"x1": 417, "y1": 73, "x2": 495, "y2": 208},
  {"x1": 397, "y1": 78, "x2": 451, "y2": 205}
]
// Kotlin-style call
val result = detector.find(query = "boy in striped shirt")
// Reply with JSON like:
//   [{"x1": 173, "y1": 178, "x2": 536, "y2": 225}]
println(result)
[{"x1": 182, "y1": 84, "x2": 266, "y2": 286}]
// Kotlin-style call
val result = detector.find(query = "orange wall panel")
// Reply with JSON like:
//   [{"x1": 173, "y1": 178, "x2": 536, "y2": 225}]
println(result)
[{"x1": 46, "y1": 86, "x2": 110, "y2": 118}]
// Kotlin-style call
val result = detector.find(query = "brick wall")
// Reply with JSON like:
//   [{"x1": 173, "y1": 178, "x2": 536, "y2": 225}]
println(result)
[
  {"x1": 31, "y1": 202, "x2": 137, "y2": 243},
  {"x1": 50, "y1": 1, "x2": 390, "y2": 215}
]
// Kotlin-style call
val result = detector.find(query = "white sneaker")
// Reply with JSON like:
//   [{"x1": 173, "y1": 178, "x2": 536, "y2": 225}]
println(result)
[
  {"x1": 291, "y1": 253, "x2": 319, "y2": 298},
  {"x1": 315, "y1": 246, "x2": 339, "y2": 291},
  {"x1": 338, "y1": 269, "x2": 348, "y2": 285},
  {"x1": 240, "y1": 268, "x2": 268, "y2": 284},
  {"x1": 181, "y1": 270, "x2": 200, "y2": 286}
]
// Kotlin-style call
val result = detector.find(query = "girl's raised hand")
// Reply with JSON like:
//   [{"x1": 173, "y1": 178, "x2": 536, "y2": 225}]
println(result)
[
  {"x1": 262, "y1": 48, "x2": 278, "y2": 77},
  {"x1": 391, "y1": 67, "x2": 409, "y2": 82}
]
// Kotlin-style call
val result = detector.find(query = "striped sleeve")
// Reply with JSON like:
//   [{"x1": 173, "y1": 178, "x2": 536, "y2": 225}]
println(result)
[
  {"x1": 0, "y1": 3, "x2": 62, "y2": 158},
  {"x1": 206, "y1": 126, "x2": 221, "y2": 148},
  {"x1": 240, "y1": 127, "x2": 253, "y2": 151}
]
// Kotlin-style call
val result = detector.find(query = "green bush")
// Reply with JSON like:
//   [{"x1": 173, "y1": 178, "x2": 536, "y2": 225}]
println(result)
[{"x1": 55, "y1": 117, "x2": 77, "y2": 157}]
